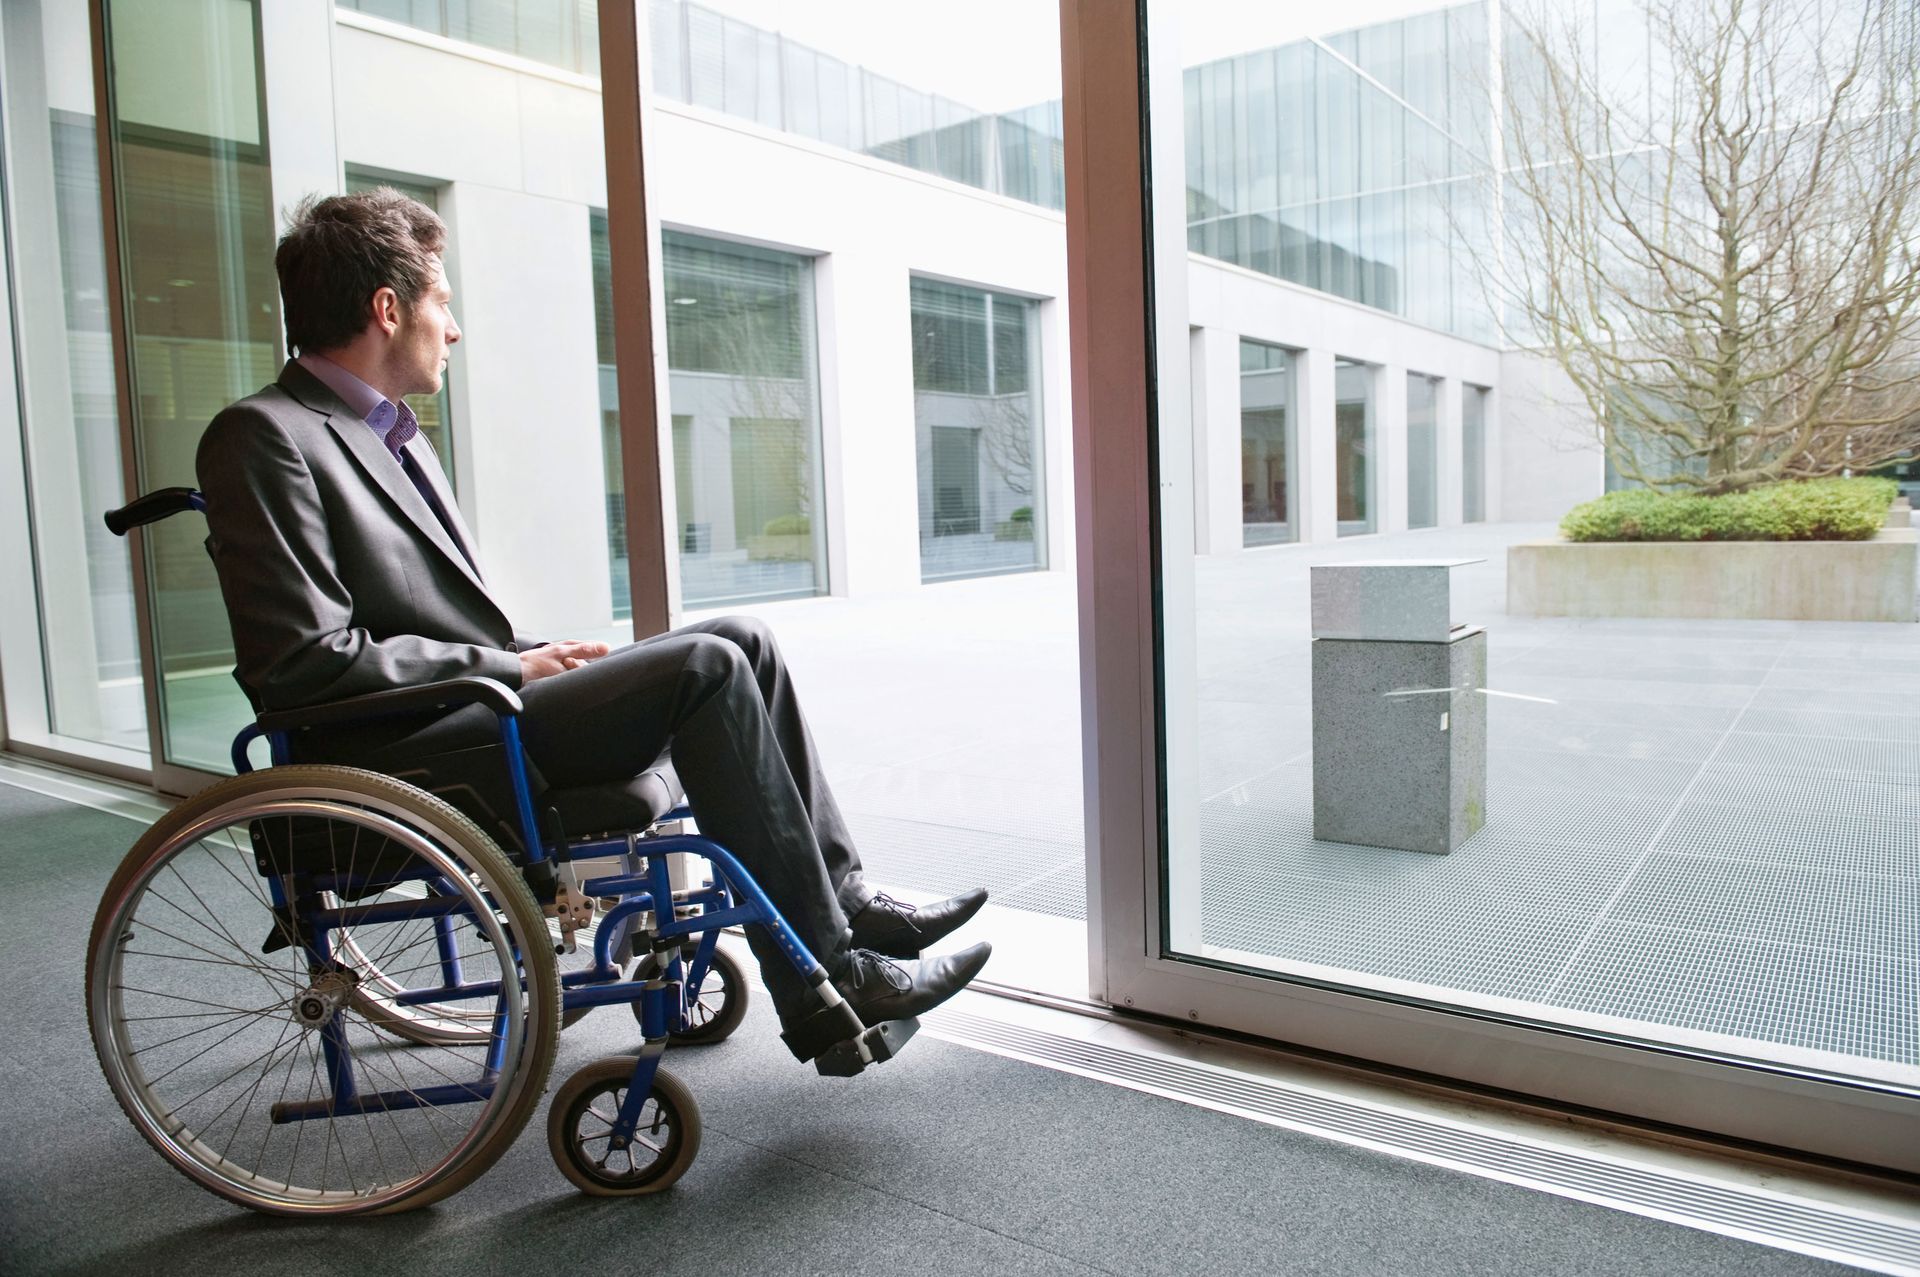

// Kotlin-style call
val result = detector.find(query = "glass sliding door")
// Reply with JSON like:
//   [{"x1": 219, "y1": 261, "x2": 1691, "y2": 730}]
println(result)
[
  {"x1": 79, "y1": 0, "x2": 628, "y2": 780},
  {"x1": 639, "y1": 1, "x2": 1081, "y2": 998},
  {"x1": 1075, "y1": 0, "x2": 1920, "y2": 1171},
  {"x1": 1239, "y1": 340, "x2": 1294, "y2": 546},
  {"x1": 1406, "y1": 371, "x2": 1438, "y2": 530},
  {"x1": 102, "y1": 0, "x2": 278, "y2": 774},
  {"x1": 0, "y1": 0, "x2": 147, "y2": 765},
  {"x1": 911, "y1": 277, "x2": 1047, "y2": 582}
]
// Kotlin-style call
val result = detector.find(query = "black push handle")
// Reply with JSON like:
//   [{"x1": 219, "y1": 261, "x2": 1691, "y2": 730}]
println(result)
[{"x1": 104, "y1": 487, "x2": 205, "y2": 536}]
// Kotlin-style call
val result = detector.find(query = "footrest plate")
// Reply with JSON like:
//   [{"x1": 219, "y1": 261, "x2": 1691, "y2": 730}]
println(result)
[{"x1": 812, "y1": 1017, "x2": 919, "y2": 1078}]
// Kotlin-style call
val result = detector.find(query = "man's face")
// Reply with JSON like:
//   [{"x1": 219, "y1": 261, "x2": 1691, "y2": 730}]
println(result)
[{"x1": 394, "y1": 257, "x2": 460, "y2": 397}]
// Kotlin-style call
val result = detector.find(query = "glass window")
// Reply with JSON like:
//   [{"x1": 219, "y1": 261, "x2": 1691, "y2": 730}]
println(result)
[
  {"x1": 1462, "y1": 383, "x2": 1487, "y2": 522},
  {"x1": 1407, "y1": 371, "x2": 1438, "y2": 530},
  {"x1": 1137, "y1": 0, "x2": 1920, "y2": 1161},
  {"x1": 1334, "y1": 357, "x2": 1374, "y2": 536},
  {"x1": 344, "y1": 167, "x2": 457, "y2": 493},
  {"x1": 337, "y1": 0, "x2": 600, "y2": 75},
  {"x1": 662, "y1": 231, "x2": 826, "y2": 608},
  {"x1": 105, "y1": 0, "x2": 279, "y2": 772},
  {"x1": 0, "y1": 1, "x2": 147, "y2": 760},
  {"x1": 1239, "y1": 340, "x2": 1295, "y2": 546},
  {"x1": 911, "y1": 278, "x2": 1046, "y2": 583}
]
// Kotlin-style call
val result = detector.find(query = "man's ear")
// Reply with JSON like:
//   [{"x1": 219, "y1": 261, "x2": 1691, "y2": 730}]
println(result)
[{"x1": 370, "y1": 285, "x2": 402, "y2": 337}]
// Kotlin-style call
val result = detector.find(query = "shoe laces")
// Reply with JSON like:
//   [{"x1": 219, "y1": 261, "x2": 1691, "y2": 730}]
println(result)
[
  {"x1": 866, "y1": 892, "x2": 922, "y2": 935},
  {"x1": 850, "y1": 949, "x2": 912, "y2": 994}
]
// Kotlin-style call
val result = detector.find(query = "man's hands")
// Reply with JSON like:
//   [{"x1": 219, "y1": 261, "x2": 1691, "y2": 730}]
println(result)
[{"x1": 518, "y1": 639, "x2": 610, "y2": 685}]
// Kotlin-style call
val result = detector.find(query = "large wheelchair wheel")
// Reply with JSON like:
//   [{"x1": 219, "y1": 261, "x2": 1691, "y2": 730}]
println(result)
[{"x1": 87, "y1": 766, "x2": 561, "y2": 1215}]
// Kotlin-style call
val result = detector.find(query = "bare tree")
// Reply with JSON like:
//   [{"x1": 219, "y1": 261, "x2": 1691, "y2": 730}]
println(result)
[{"x1": 1487, "y1": 0, "x2": 1920, "y2": 492}]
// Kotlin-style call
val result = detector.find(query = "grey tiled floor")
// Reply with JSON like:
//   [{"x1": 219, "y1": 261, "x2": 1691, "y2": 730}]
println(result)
[{"x1": 712, "y1": 519, "x2": 1919, "y2": 1072}]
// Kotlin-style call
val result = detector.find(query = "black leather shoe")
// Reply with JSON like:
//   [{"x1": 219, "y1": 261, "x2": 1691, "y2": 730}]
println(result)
[
  {"x1": 836, "y1": 941, "x2": 991, "y2": 1027},
  {"x1": 848, "y1": 888, "x2": 988, "y2": 958}
]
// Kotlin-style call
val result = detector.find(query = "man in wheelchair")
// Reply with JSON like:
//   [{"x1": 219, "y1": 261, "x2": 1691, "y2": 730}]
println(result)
[{"x1": 196, "y1": 188, "x2": 992, "y2": 1058}]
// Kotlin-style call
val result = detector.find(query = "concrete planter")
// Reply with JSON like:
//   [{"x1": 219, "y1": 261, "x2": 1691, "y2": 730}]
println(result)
[{"x1": 1508, "y1": 529, "x2": 1917, "y2": 622}]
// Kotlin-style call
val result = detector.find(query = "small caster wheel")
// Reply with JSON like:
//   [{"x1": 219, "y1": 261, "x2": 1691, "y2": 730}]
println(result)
[
  {"x1": 651, "y1": 946, "x2": 749, "y2": 1045},
  {"x1": 547, "y1": 1057, "x2": 700, "y2": 1195}
]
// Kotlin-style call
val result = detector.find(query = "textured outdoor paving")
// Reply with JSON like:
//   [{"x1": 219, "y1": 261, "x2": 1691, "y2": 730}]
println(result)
[
  {"x1": 157, "y1": 517, "x2": 1917, "y2": 1071},
  {"x1": 716, "y1": 518, "x2": 1920, "y2": 1073}
]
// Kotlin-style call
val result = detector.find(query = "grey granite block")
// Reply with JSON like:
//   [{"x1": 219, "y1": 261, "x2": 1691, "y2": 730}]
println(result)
[{"x1": 1312, "y1": 629, "x2": 1487, "y2": 854}]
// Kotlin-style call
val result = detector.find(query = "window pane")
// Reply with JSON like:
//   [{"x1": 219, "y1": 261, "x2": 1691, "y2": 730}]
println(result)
[
  {"x1": 1462, "y1": 384, "x2": 1487, "y2": 522},
  {"x1": 0, "y1": 2, "x2": 147, "y2": 758},
  {"x1": 1153, "y1": 0, "x2": 1920, "y2": 1115},
  {"x1": 912, "y1": 279, "x2": 1046, "y2": 582},
  {"x1": 1406, "y1": 372, "x2": 1438, "y2": 529},
  {"x1": 106, "y1": 0, "x2": 278, "y2": 771},
  {"x1": 344, "y1": 167, "x2": 457, "y2": 493},
  {"x1": 1240, "y1": 340, "x2": 1294, "y2": 546},
  {"x1": 1334, "y1": 357, "x2": 1373, "y2": 535},
  {"x1": 663, "y1": 232, "x2": 826, "y2": 607},
  {"x1": 643, "y1": 3, "x2": 1078, "y2": 998}
]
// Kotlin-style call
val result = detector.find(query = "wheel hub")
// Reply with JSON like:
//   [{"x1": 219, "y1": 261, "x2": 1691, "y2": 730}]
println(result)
[{"x1": 293, "y1": 969, "x2": 359, "y2": 1029}]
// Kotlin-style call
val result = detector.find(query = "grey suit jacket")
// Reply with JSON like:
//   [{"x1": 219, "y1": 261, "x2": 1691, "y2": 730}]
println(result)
[{"x1": 198, "y1": 361, "x2": 527, "y2": 748}]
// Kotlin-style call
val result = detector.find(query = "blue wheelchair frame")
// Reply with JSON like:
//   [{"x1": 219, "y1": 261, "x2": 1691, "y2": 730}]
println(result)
[{"x1": 112, "y1": 487, "x2": 894, "y2": 1168}]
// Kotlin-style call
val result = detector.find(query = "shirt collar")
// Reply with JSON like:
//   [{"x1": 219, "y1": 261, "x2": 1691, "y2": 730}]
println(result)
[{"x1": 297, "y1": 352, "x2": 413, "y2": 453}]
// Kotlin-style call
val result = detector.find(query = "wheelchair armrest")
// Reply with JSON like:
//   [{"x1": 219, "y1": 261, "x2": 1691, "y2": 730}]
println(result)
[{"x1": 255, "y1": 676, "x2": 523, "y2": 733}]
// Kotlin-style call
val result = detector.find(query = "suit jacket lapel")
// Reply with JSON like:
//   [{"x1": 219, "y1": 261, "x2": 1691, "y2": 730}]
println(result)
[
  {"x1": 400, "y1": 434, "x2": 489, "y2": 586},
  {"x1": 277, "y1": 362, "x2": 502, "y2": 608}
]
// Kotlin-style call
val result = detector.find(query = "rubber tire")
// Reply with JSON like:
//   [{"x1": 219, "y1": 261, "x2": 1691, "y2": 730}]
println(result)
[
  {"x1": 86, "y1": 765, "x2": 562, "y2": 1216},
  {"x1": 651, "y1": 946, "x2": 749, "y2": 1045},
  {"x1": 547, "y1": 1058, "x2": 701, "y2": 1195}
]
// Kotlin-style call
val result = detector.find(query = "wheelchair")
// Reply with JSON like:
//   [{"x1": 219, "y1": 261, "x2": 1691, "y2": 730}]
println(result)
[{"x1": 87, "y1": 488, "x2": 918, "y2": 1215}]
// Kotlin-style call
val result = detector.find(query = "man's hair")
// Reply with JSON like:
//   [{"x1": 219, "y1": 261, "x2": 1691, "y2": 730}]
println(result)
[{"x1": 275, "y1": 188, "x2": 447, "y2": 355}]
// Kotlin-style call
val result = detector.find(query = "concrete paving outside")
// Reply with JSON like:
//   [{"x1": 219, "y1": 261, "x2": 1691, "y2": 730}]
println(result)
[
  {"x1": 700, "y1": 517, "x2": 1919, "y2": 1080},
  {"x1": 156, "y1": 516, "x2": 1917, "y2": 1078}
]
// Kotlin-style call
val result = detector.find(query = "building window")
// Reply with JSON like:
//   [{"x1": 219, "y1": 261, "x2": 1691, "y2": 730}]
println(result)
[
  {"x1": 910, "y1": 278, "x2": 1046, "y2": 583},
  {"x1": 345, "y1": 168, "x2": 457, "y2": 495},
  {"x1": 1334, "y1": 357, "x2": 1375, "y2": 536},
  {"x1": 1239, "y1": 340, "x2": 1296, "y2": 546},
  {"x1": 662, "y1": 231, "x2": 826, "y2": 607},
  {"x1": 1407, "y1": 372, "x2": 1439, "y2": 530},
  {"x1": 1463, "y1": 384, "x2": 1488, "y2": 522}
]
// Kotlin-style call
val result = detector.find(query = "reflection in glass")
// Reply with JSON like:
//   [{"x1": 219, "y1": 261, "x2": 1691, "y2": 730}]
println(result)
[
  {"x1": 1407, "y1": 372, "x2": 1438, "y2": 530},
  {"x1": 105, "y1": 0, "x2": 278, "y2": 770},
  {"x1": 1184, "y1": 6, "x2": 1492, "y2": 339},
  {"x1": 0, "y1": 2, "x2": 146, "y2": 755},
  {"x1": 1239, "y1": 340, "x2": 1294, "y2": 546},
  {"x1": 1334, "y1": 357, "x2": 1373, "y2": 536},
  {"x1": 338, "y1": 0, "x2": 600, "y2": 74},
  {"x1": 662, "y1": 232, "x2": 825, "y2": 607},
  {"x1": 647, "y1": 0, "x2": 1066, "y2": 210},
  {"x1": 1463, "y1": 383, "x2": 1487, "y2": 522},
  {"x1": 589, "y1": 209, "x2": 628, "y2": 620},
  {"x1": 911, "y1": 279, "x2": 1046, "y2": 582}
]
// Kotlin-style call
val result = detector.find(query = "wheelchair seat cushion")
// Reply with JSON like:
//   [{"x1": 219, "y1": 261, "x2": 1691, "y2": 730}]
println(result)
[{"x1": 545, "y1": 759, "x2": 684, "y2": 839}]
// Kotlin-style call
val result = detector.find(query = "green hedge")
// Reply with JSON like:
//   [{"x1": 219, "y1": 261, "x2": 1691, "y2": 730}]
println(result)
[{"x1": 1560, "y1": 478, "x2": 1897, "y2": 543}]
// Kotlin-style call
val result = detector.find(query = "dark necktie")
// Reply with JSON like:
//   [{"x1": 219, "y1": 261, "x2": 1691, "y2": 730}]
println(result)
[{"x1": 379, "y1": 400, "x2": 476, "y2": 573}]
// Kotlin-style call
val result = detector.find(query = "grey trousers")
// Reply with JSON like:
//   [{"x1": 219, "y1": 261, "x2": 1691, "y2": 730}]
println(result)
[{"x1": 379, "y1": 616, "x2": 870, "y2": 1019}]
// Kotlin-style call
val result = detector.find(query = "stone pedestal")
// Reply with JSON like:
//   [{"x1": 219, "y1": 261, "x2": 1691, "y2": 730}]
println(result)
[
  {"x1": 1308, "y1": 559, "x2": 1488, "y2": 855},
  {"x1": 1311, "y1": 629, "x2": 1486, "y2": 854}
]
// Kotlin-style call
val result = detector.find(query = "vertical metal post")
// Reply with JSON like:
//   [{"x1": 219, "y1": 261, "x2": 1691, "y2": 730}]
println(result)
[
  {"x1": 1057, "y1": 0, "x2": 1161, "y2": 1000},
  {"x1": 87, "y1": 0, "x2": 173, "y2": 790},
  {"x1": 597, "y1": 1, "x2": 674, "y2": 640}
]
